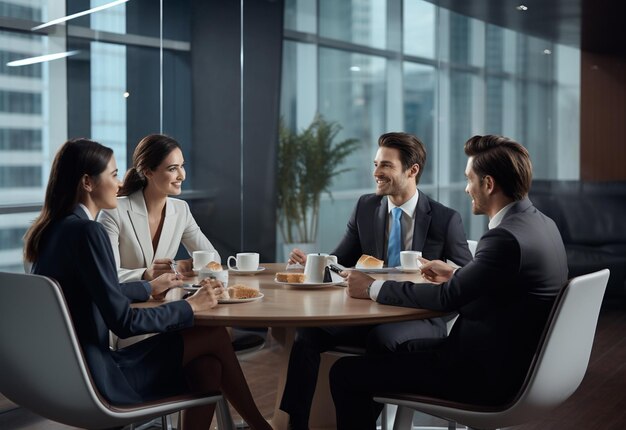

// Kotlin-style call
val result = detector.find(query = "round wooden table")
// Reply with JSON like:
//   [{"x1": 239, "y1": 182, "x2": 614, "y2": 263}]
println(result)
[{"x1": 138, "y1": 262, "x2": 439, "y2": 429}]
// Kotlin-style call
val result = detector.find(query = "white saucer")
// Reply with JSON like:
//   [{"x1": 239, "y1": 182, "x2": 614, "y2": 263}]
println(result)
[
  {"x1": 353, "y1": 267, "x2": 397, "y2": 273},
  {"x1": 395, "y1": 266, "x2": 421, "y2": 273},
  {"x1": 274, "y1": 279, "x2": 346, "y2": 288},
  {"x1": 228, "y1": 266, "x2": 266, "y2": 275},
  {"x1": 218, "y1": 293, "x2": 264, "y2": 303}
]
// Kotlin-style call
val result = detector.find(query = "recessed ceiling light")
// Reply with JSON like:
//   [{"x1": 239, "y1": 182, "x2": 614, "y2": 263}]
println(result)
[
  {"x1": 123, "y1": 91, "x2": 130, "y2": 98},
  {"x1": 6, "y1": 50, "x2": 80, "y2": 67},
  {"x1": 516, "y1": 4, "x2": 528, "y2": 11},
  {"x1": 350, "y1": 66, "x2": 361, "y2": 72},
  {"x1": 543, "y1": 49, "x2": 552, "y2": 55},
  {"x1": 31, "y1": 0, "x2": 129, "y2": 31}
]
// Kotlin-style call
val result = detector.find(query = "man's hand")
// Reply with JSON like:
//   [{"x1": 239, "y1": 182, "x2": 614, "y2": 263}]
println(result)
[
  {"x1": 419, "y1": 257, "x2": 455, "y2": 283},
  {"x1": 288, "y1": 248, "x2": 307, "y2": 265},
  {"x1": 345, "y1": 270, "x2": 375, "y2": 299},
  {"x1": 149, "y1": 273, "x2": 183, "y2": 300},
  {"x1": 186, "y1": 278, "x2": 223, "y2": 312},
  {"x1": 143, "y1": 258, "x2": 175, "y2": 281}
]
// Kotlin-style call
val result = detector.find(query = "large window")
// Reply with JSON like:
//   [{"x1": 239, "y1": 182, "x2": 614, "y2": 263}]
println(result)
[
  {"x1": 280, "y1": 0, "x2": 581, "y2": 256},
  {"x1": 0, "y1": 0, "x2": 191, "y2": 272}
]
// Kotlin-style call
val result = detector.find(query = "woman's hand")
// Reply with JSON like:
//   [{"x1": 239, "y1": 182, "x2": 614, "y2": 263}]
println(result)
[
  {"x1": 143, "y1": 258, "x2": 175, "y2": 281},
  {"x1": 186, "y1": 278, "x2": 223, "y2": 312},
  {"x1": 419, "y1": 257, "x2": 455, "y2": 283},
  {"x1": 174, "y1": 258, "x2": 196, "y2": 279},
  {"x1": 149, "y1": 273, "x2": 183, "y2": 300}
]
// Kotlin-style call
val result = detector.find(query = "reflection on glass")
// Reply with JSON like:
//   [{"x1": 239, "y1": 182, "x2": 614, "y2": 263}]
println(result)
[
  {"x1": 403, "y1": 0, "x2": 435, "y2": 59},
  {"x1": 319, "y1": 0, "x2": 387, "y2": 49},
  {"x1": 449, "y1": 71, "x2": 474, "y2": 182},
  {"x1": 284, "y1": 0, "x2": 317, "y2": 34},
  {"x1": 403, "y1": 62, "x2": 435, "y2": 184},
  {"x1": 91, "y1": 41, "x2": 127, "y2": 174},
  {"x1": 319, "y1": 48, "x2": 386, "y2": 191}
]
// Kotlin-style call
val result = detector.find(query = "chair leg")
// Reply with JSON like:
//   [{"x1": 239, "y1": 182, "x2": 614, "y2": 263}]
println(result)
[
  {"x1": 392, "y1": 406, "x2": 414, "y2": 430},
  {"x1": 216, "y1": 398, "x2": 236, "y2": 430}
]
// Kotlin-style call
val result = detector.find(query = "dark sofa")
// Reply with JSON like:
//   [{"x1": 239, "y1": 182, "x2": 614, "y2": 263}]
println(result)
[{"x1": 529, "y1": 180, "x2": 626, "y2": 302}]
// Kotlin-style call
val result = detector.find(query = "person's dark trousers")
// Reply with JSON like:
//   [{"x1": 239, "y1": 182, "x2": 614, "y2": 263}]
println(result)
[{"x1": 279, "y1": 318, "x2": 447, "y2": 429}]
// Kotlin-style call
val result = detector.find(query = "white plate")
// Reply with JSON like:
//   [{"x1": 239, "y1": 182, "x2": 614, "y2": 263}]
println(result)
[
  {"x1": 274, "y1": 279, "x2": 346, "y2": 288},
  {"x1": 353, "y1": 267, "x2": 397, "y2": 273},
  {"x1": 228, "y1": 266, "x2": 266, "y2": 275},
  {"x1": 395, "y1": 266, "x2": 422, "y2": 273},
  {"x1": 218, "y1": 293, "x2": 264, "y2": 304}
]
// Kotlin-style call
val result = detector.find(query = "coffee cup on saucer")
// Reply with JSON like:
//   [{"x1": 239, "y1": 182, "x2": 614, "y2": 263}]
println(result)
[
  {"x1": 227, "y1": 252, "x2": 260, "y2": 271},
  {"x1": 400, "y1": 251, "x2": 422, "y2": 271},
  {"x1": 193, "y1": 250, "x2": 216, "y2": 271}
]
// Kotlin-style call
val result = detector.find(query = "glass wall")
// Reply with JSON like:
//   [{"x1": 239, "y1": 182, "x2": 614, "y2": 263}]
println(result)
[
  {"x1": 280, "y1": 0, "x2": 581, "y2": 254},
  {"x1": 0, "y1": 0, "x2": 191, "y2": 272}
]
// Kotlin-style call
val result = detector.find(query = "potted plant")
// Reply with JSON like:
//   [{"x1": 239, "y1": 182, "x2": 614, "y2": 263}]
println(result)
[{"x1": 277, "y1": 114, "x2": 361, "y2": 257}]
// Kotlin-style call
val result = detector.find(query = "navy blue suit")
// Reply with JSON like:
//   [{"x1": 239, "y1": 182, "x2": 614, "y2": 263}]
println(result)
[
  {"x1": 280, "y1": 191, "x2": 472, "y2": 427},
  {"x1": 32, "y1": 207, "x2": 194, "y2": 404},
  {"x1": 330, "y1": 198, "x2": 569, "y2": 430}
]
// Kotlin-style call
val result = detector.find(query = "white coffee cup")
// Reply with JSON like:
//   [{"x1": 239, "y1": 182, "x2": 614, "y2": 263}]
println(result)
[
  {"x1": 193, "y1": 250, "x2": 216, "y2": 271},
  {"x1": 304, "y1": 253, "x2": 338, "y2": 283},
  {"x1": 227, "y1": 252, "x2": 260, "y2": 271},
  {"x1": 400, "y1": 251, "x2": 422, "y2": 270},
  {"x1": 198, "y1": 268, "x2": 229, "y2": 288}
]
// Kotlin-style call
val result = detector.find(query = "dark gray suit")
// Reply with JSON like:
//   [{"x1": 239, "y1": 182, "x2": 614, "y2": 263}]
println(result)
[
  {"x1": 333, "y1": 191, "x2": 472, "y2": 267},
  {"x1": 32, "y1": 207, "x2": 194, "y2": 404},
  {"x1": 330, "y1": 198, "x2": 569, "y2": 430},
  {"x1": 281, "y1": 191, "x2": 472, "y2": 428}
]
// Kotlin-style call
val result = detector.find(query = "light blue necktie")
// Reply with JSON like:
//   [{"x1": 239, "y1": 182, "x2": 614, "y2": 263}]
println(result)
[{"x1": 387, "y1": 207, "x2": 402, "y2": 267}]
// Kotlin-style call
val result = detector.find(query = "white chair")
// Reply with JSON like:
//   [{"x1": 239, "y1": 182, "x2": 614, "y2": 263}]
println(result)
[
  {"x1": 0, "y1": 271, "x2": 235, "y2": 430},
  {"x1": 375, "y1": 269, "x2": 610, "y2": 430}
]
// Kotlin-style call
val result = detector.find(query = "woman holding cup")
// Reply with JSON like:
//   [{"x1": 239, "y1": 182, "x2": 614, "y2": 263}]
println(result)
[{"x1": 98, "y1": 134, "x2": 220, "y2": 282}]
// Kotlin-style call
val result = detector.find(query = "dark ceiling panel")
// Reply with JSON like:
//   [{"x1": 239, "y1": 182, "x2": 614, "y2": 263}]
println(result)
[{"x1": 423, "y1": 0, "x2": 626, "y2": 57}]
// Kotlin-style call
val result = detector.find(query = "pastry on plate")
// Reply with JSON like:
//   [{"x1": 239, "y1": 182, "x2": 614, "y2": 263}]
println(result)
[
  {"x1": 228, "y1": 284, "x2": 261, "y2": 299},
  {"x1": 275, "y1": 272, "x2": 306, "y2": 283},
  {"x1": 355, "y1": 254, "x2": 384, "y2": 269}
]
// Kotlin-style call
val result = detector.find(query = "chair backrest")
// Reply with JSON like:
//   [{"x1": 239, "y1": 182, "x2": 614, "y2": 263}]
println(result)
[
  {"x1": 505, "y1": 269, "x2": 610, "y2": 422},
  {"x1": 376, "y1": 269, "x2": 610, "y2": 429},
  {"x1": 0, "y1": 272, "x2": 112, "y2": 427},
  {"x1": 0, "y1": 272, "x2": 227, "y2": 429}
]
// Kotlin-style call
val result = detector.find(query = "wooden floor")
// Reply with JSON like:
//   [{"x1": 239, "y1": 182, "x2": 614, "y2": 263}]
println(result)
[{"x1": 2, "y1": 305, "x2": 626, "y2": 429}]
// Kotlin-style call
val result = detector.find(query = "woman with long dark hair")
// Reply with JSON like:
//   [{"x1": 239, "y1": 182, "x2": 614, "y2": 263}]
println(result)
[
  {"x1": 98, "y1": 134, "x2": 219, "y2": 282},
  {"x1": 24, "y1": 138, "x2": 271, "y2": 430}
]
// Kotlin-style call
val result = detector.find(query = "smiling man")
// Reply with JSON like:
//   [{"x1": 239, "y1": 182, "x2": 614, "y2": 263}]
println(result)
[
  {"x1": 281, "y1": 132, "x2": 472, "y2": 429},
  {"x1": 331, "y1": 135, "x2": 568, "y2": 430}
]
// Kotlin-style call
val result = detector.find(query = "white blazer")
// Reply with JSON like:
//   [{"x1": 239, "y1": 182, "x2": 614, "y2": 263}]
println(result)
[{"x1": 98, "y1": 190, "x2": 220, "y2": 282}]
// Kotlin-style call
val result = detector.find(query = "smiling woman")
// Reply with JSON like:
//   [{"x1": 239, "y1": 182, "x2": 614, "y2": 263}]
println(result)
[{"x1": 97, "y1": 134, "x2": 221, "y2": 283}]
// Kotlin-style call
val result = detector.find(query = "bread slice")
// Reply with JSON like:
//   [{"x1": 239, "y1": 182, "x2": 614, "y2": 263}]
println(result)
[
  {"x1": 275, "y1": 272, "x2": 306, "y2": 283},
  {"x1": 228, "y1": 284, "x2": 261, "y2": 299},
  {"x1": 205, "y1": 261, "x2": 223, "y2": 271},
  {"x1": 355, "y1": 254, "x2": 384, "y2": 269}
]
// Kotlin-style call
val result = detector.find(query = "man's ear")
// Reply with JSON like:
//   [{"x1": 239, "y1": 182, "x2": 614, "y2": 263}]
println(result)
[
  {"x1": 408, "y1": 163, "x2": 420, "y2": 179},
  {"x1": 81, "y1": 174, "x2": 94, "y2": 192},
  {"x1": 483, "y1": 175, "x2": 496, "y2": 194}
]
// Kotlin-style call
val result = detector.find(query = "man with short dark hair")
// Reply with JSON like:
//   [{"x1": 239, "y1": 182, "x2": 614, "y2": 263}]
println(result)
[
  {"x1": 281, "y1": 132, "x2": 472, "y2": 429},
  {"x1": 330, "y1": 135, "x2": 568, "y2": 430}
]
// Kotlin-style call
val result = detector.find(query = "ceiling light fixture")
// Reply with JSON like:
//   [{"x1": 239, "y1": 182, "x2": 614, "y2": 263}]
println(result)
[
  {"x1": 350, "y1": 66, "x2": 361, "y2": 72},
  {"x1": 543, "y1": 49, "x2": 552, "y2": 55},
  {"x1": 516, "y1": 4, "x2": 528, "y2": 11},
  {"x1": 6, "y1": 50, "x2": 80, "y2": 67},
  {"x1": 31, "y1": 0, "x2": 129, "y2": 31}
]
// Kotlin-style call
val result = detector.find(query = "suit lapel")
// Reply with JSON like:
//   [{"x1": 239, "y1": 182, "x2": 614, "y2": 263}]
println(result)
[
  {"x1": 154, "y1": 200, "x2": 178, "y2": 259},
  {"x1": 374, "y1": 197, "x2": 387, "y2": 259},
  {"x1": 127, "y1": 191, "x2": 154, "y2": 266},
  {"x1": 412, "y1": 190, "x2": 431, "y2": 251}
]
